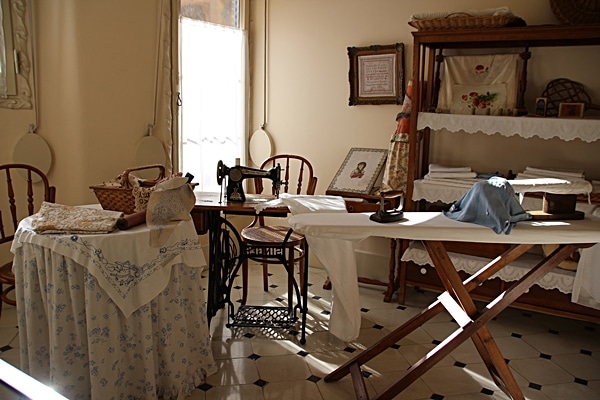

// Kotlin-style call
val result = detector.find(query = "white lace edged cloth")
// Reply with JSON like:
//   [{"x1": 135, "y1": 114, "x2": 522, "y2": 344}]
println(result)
[
  {"x1": 254, "y1": 194, "x2": 364, "y2": 342},
  {"x1": 417, "y1": 112, "x2": 600, "y2": 143},
  {"x1": 31, "y1": 202, "x2": 123, "y2": 234},
  {"x1": 401, "y1": 241, "x2": 576, "y2": 294}
]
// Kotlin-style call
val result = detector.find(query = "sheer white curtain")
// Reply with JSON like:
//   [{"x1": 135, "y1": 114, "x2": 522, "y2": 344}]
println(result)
[
  {"x1": 0, "y1": 2, "x2": 7, "y2": 97},
  {"x1": 180, "y1": 18, "x2": 247, "y2": 192}
]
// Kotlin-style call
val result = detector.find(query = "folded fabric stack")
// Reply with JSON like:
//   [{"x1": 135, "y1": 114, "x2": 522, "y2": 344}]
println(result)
[
  {"x1": 31, "y1": 202, "x2": 123, "y2": 234},
  {"x1": 516, "y1": 166, "x2": 585, "y2": 180},
  {"x1": 511, "y1": 166, "x2": 593, "y2": 196},
  {"x1": 425, "y1": 164, "x2": 477, "y2": 180}
]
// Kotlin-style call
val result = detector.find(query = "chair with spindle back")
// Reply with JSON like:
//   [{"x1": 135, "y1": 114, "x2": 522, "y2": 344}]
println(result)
[
  {"x1": 0, "y1": 164, "x2": 56, "y2": 316},
  {"x1": 240, "y1": 154, "x2": 317, "y2": 305}
]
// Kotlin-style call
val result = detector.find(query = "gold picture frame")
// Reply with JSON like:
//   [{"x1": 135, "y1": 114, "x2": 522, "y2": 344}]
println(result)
[
  {"x1": 348, "y1": 43, "x2": 404, "y2": 106},
  {"x1": 558, "y1": 102, "x2": 585, "y2": 119}
]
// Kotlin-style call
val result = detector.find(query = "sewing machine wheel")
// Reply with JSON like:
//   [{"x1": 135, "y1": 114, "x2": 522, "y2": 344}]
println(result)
[{"x1": 217, "y1": 160, "x2": 225, "y2": 185}]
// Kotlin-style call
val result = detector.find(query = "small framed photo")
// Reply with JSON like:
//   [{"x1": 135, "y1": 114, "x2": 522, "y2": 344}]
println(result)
[
  {"x1": 348, "y1": 43, "x2": 404, "y2": 106},
  {"x1": 558, "y1": 102, "x2": 585, "y2": 119},
  {"x1": 534, "y1": 97, "x2": 547, "y2": 117},
  {"x1": 327, "y1": 148, "x2": 388, "y2": 195}
]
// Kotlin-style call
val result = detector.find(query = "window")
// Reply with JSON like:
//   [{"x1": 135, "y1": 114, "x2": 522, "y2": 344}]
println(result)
[{"x1": 179, "y1": 0, "x2": 246, "y2": 192}]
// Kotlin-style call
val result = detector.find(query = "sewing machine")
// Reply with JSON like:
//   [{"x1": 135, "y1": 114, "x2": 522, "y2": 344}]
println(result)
[{"x1": 216, "y1": 160, "x2": 281, "y2": 202}]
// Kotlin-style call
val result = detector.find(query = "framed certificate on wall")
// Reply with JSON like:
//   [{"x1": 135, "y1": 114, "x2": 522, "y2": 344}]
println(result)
[{"x1": 348, "y1": 43, "x2": 404, "y2": 106}]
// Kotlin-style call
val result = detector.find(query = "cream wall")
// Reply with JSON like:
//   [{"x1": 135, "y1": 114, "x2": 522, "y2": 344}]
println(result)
[
  {"x1": 1, "y1": 0, "x2": 597, "y2": 206},
  {"x1": 0, "y1": 0, "x2": 161, "y2": 207},
  {"x1": 249, "y1": 0, "x2": 600, "y2": 189},
  {"x1": 1, "y1": 0, "x2": 599, "y2": 271}
]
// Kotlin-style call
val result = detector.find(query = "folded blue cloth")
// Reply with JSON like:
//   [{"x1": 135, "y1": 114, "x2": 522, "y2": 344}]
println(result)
[{"x1": 444, "y1": 176, "x2": 531, "y2": 234}]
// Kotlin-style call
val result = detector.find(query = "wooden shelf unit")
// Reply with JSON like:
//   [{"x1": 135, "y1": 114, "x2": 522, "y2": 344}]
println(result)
[
  {"x1": 406, "y1": 24, "x2": 600, "y2": 209},
  {"x1": 399, "y1": 23, "x2": 600, "y2": 321}
]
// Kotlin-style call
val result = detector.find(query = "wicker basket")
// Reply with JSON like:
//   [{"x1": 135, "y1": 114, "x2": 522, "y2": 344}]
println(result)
[
  {"x1": 550, "y1": 0, "x2": 600, "y2": 25},
  {"x1": 409, "y1": 13, "x2": 521, "y2": 30},
  {"x1": 90, "y1": 164, "x2": 165, "y2": 214}
]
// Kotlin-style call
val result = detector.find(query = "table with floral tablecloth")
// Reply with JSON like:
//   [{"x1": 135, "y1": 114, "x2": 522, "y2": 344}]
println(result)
[{"x1": 11, "y1": 216, "x2": 217, "y2": 400}]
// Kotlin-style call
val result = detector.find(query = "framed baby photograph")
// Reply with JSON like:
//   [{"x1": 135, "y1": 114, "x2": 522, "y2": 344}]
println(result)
[{"x1": 327, "y1": 148, "x2": 388, "y2": 195}]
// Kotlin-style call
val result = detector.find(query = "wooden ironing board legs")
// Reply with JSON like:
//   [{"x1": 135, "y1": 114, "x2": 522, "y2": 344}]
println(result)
[{"x1": 325, "y1": 241, "x2": 593, "y2": 400}]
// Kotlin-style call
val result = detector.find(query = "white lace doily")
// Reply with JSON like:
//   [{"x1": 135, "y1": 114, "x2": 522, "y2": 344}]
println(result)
[
  {"x1": 417, "y1": 112, "x2": 600, "y2": 143},
  {"x1": 401, "y1": 241, "x2": 575, "y2": 294}
]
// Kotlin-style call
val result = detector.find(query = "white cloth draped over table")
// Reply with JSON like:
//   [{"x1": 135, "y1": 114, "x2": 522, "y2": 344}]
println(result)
[
  {"x1": 11, "y1": 217, "x2": 217, "y2": 400},
  {"x1": 254, "y1": 194, "x2": 361, "y2": 342},
  {"x1": 289, "y1": 211, "x2": 600, "y2": 342}
]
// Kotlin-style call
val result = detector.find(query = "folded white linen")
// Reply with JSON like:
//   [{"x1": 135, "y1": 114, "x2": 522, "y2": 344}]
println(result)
[
  {"x1": 425, "y1": 171, "x2": 477, "y2": 179},
  {"x1": 418, "y1": 178, "x2": 481, "y2": 189},
  {"x1": 31, "y1": 202, "x2": 123, "y2": 234},
  {"x1": 510, "y1": 177, "x2": 593, "y2": 196},
  {"x1": 428, "y1": 164, "x2": 472, "y2": 173},
  {"x1": 523, "y1": 166, "x2": 585, "y2": 179},
  {"x1": 280, "y1": 194, "x2": 348, "y2": 214},
  {"x1": 252, "y1": 193, "x2": 348, "y2": 214}
]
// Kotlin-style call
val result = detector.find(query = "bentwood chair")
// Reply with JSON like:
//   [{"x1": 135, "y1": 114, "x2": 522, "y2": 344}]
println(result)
[
  {"x1": 240, "y1": 154, "x2": 317, "y2": 305},
  {"x1": 0, "y1": 164, "x2": 56, "y2": 317}
]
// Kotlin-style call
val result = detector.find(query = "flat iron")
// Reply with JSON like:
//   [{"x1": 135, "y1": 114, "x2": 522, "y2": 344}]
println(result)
[{"x1": 369, "y1": 191, "x2": 405, "y2": 223}]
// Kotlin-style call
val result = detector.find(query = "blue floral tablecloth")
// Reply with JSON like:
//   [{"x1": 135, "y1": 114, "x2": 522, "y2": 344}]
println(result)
[{"x1": 11, "y1": 218, "x2": 217, "y2": 399}]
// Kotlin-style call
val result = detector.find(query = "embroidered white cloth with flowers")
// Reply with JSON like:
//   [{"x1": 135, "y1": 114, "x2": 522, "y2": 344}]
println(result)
[
  {"x1": 146, "y1": 176, "x2": 196, "y2": 246},
  {"x1": 31, "y1": 202, "x2": 123, "y2": 234}
]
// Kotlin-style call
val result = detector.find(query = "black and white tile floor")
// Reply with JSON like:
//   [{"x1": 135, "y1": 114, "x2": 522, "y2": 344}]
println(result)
[{"x1": 1, "y1": 263, "x2": 599, "y2": 399}]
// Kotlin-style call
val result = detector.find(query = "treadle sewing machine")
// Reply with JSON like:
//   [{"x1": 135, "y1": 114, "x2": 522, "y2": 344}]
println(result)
[{"x1": 216, "y1": 160, "x2": 281, "y2": 202}]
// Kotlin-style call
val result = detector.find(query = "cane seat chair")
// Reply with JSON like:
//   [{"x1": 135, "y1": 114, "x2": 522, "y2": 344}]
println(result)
[
  {"x1": 240, "y1": 154, "x2": 317, "y2": 305},
  {"x1": 0, "y1": 164, "x2": 56, "y2": 317}
]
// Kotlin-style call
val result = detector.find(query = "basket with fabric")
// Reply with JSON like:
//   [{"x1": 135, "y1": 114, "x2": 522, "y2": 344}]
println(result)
[
  {"x1": 408, "y1": 7, "x2": 524, "y2": 30},
  {"x1": 90, "y1": 164, "x2": 165, "y2": 214}
]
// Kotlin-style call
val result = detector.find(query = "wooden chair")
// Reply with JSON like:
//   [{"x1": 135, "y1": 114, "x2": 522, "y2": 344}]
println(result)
[
  {"x1": 240, "y1": 154, "x2": 317, "y2": 305},
  {"x1": 0, "y1": 164, "x2": 56, "y2": 316}
]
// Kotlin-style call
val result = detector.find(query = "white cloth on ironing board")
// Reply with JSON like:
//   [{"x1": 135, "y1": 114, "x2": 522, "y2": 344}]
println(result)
[{"x1": 254, "y1": 194, "x2": 361, "y2": 342}]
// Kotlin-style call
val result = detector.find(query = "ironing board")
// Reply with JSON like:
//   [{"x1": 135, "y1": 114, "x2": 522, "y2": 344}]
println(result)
[{"x1": 288, "y1": 212, "x2": 600, "y2": 400}]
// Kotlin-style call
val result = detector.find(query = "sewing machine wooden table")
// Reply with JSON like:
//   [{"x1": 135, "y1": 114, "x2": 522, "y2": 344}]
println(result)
[{"x1": 289, "y1": 211, "x2": 600, "y2": 400}]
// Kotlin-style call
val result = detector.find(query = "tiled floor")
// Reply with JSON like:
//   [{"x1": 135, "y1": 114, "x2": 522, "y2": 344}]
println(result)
[{"x1": 1, "y1": 262, "x2": 600, "y2": 399}]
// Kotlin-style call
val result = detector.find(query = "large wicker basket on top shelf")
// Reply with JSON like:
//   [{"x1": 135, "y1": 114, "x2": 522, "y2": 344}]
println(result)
[
  {"x1": 550, "y1": 0, "x2": 600, "y2": 25},
  {"x1": 408, "y1": 12, "x2": 522, "y2": 30},
  {"x1": 90, "y1": 164, "x2": 165, "y2": 214}
]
